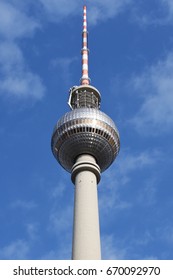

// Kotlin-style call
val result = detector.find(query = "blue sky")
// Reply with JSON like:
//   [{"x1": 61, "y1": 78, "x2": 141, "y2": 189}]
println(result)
[{"x1": 0, "y1": 0, "x2": 173, "y2": 260}]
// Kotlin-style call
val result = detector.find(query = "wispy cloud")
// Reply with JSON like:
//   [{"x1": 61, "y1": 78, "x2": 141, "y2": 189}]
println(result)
[
  {"x1": 7, "y1": 0, "x2": 172, "y2": 29},
  {"x1": 48, "y1": 205, "x2": 73, "y2": 235},
  {"x1": 138, "y1": 177, "x2": 158, "y2": 206},
  {"x1": 46, "y1": 204, "x2": 73, "y2": 259},
  {"x1": 42, "y1": 244, "x2": 71, "y2": 260},
  {"x1": 39, "y1": 0, "x2": 80, "y2": 21},
  {"x1": 0, "y1": 1, "x2": 40, "y2": 39},
  {"x1": 0, "y1": 1, "x2": 45, "y2": 101},
  {"x1": 0, "y1": 41, "x2": 45, "y2": 100},
  {"x1": 130, "y1": 51, "x2": 173, "y2": 134},
  {"x1": 135, "y1": 230, "x2": 154, "y2": 246},
  {"x1": 157, "y1": 225, "x2": 173, "y2": 244},
  {"x1": 39, "y1": 0, "x2": 132, "y2": 25},
  {"x1": 102, "y1": 234, "x2": 127, "y2": 259},
  {"x1": 116, "y1": 150, "x2": 160, "y2": 174},
  {"x1": 0, "y1": 239, "x2": 30, "y2": 259},
  {"x1": 160, "y1": 0, "x2": 173, "y2": 22},
  {"x1": 50, "y1": 181, "x2": 67, "y2": 199},
  {"x1": 10, "y1": 199, "x2": 37, "y2": 210},
  {"x1": 0, "y1": 48, "x2": 45, "y2": 99},
  {"x1": 0, "y1": 223, "x2": 39, "y2": 259},
  {"x1": 99, "y1": 149, "x2": 161, "y2": 213},
  {"x1": 25, "y1": 223, "x2": 39, "y2": 241},
  {"x1": 87, "y1": 0, "x2": 132, "y2": 25},
  {"x1": 51, "y1": 57, "x2": 78, "y2": 86},
  {"x1": 131, "y1": 0, "x2": 173, "y2": 26},
  {"x1": 133, "y1": 225, "x2": 173, "y2": 259}
]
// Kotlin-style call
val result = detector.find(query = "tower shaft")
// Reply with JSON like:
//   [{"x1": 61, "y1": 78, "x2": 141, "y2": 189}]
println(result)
[{"x1": 71, "y1": 155, "x2": 101, "y2": 260}]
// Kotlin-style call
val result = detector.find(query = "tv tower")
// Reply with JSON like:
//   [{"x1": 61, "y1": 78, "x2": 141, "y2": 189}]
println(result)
[{"x1": 51, "y1": 5, "x2": 120, "y2": 260}]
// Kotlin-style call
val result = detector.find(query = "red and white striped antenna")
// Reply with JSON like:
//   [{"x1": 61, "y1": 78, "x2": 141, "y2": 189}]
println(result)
[{"x1": 80, "y1": 5, "x2": 90, "y2": 85}]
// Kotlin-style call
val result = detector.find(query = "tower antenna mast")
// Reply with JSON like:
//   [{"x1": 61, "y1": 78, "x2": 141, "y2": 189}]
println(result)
[{"x1": 81, "y1": 5, "x2": 90, "y2": 85}]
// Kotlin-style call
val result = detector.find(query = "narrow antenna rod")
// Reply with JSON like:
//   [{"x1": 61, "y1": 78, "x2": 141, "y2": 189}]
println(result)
[{"x1": 80, "y1": 5, "x2": 90, "y2": 85}]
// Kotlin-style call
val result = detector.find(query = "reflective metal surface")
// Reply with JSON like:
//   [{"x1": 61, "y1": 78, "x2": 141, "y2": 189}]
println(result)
[{"x1": 51, "y1": 108, "x2": 120, "y2": 172}]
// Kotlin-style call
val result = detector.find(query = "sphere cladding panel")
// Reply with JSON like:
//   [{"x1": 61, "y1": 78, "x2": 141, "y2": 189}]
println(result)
[
  {"x1": 51, "y1": 108, "x2": 120, "y2": 172},
  {"x1": 54, "y1": 108, "x2": 118, "y2": 130}
]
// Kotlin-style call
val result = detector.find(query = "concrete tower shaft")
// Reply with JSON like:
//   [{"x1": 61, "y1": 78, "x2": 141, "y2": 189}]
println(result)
[{"x1": 71, "y1": 154, "x2": 101, "y2": 259}]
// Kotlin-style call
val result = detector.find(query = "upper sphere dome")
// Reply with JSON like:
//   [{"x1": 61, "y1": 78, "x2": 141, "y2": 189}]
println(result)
[{"x1": 51, "y1": 108, "x2": 120, "y2": 172}]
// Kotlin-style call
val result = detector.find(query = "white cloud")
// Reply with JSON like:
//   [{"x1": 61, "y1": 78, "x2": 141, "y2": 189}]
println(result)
[
  {"x1": 117, "y1": 150, "x2": 159, "y2": 174},
  {"x1": 42, "y1": 245, "x2": 71, "y2": 260},
  {"x1": 48, "y1": 205, "x2": 73, "y2": 234},
  {"x1": 131, "y1": 0, "x2": 173, "y2": 26},
  {"x1": 0, "y1": 1, "x2": 40, "y2": 39},
  {"x1": 0, "y1": 1, "x2": 45, "y2": 101},
  {"x1": 137, "y1": 177, "x2": 157, "y2": 206},
  {"x1": 39, "y1": 0, "x2": 80, "y2": 20},
  {"x1": 0, "y1": 72, "x2": 45, "y2": 100},
  {"x1": 103, "y1": 150, "x2": 160, "y2": 188},
  {"x1": 51, "y1": 57, "x2": 78, "y2": 86},
  {"x1": 135, "y1": 230, "x2": 154, "y2": 246},
  {"x1": 0, "y1": 41, "x2": 24, "y2": 70},
  {"x1": 165, "y1": 227, "x2": 173, "y2": 244},
  {"x1": 10, "y1": 199, "x2": 37, "y2": 210},
  {"x1": 26, "y1": 223, "x2": 39, "y2": 240},
  {"x1": 50, "y1": 181, "x2": 67, "y2": 199},
  {"x1": 0, "y1": 240, "x2": 29, "y2": 259},
  {"x1": 0, "y1": 42, "x2": 45, "y2": 100},
  {"x1": 46, "y1": 204, "x2": 73, "y2": 259},
  {"x1": 88, "y1": 0, "x2": 132, "y2": 25},
  {"x1": 157, "y1": 225, "x2": 173, "y2": 244},
  {"x1": 39, "y1": 0, "x2": 132, "y2": 25},
  {"x1": 161, "y1": 0, "x2": 173, "y2": 21},
  {"x1": 99, "y1": 176, "x2": 132, "y2": 213},
  {"x1": 0, "y1": 0, "x2": 133, "y2": 101},
  {"x1": 102, "y1": 235, "x2": 126, "y2": 259},
  {"x1": 130, "y1": 51, "x2": 173, "y2": 134},
  {"x1": 99, "y1": 149, "x2": 161, "y2": 213}
]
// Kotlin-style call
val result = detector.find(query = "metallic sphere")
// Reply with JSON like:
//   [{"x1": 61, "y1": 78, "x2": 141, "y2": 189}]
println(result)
[{"x1": 51, "y1": 108, "x2": 120, "y2": 172}]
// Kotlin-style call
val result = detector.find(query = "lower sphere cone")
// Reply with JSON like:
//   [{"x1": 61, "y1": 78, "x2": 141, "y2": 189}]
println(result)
[{"x1": 51, "y1": 108, "x2": 120, "y2": 172}]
